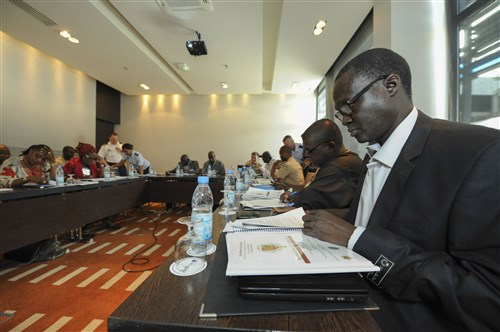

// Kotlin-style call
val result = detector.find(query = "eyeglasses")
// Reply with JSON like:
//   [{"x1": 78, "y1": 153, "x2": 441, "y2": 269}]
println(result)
[
  {"x1": 334, "y1": 75, "x2": 388, "y2": 121},
  {"x1": 304, "y1": 141, "x2": 330, "y2": 155}
]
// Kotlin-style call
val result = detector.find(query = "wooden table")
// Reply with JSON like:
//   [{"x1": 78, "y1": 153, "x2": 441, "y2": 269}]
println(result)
[
  {"x1": 0, "y1": 177, "x2": 149, "y2": 254},
  {"x1": 108, "y1": 212, "x2": 381, "y2": 332}
]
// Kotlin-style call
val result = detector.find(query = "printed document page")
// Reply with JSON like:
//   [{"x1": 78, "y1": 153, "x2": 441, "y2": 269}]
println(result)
[{"x1": 225, "y1": 230, "x2": 379, "y2": 276}]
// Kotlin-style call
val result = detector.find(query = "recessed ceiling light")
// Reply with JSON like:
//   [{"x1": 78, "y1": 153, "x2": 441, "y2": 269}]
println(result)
[
  {"x1": 315, "y1": 20, "x2": 327, "y2": 29},
  {"x1": 220, "y1": 82, "x2": 229, "y2": 89},
  {"x1": 313, "y1": 20, "x2": 327, "y2": 36},
  {"x1": 140, "y1": 83, "x2": 150, "y2": 90},
  {"x1": 68, "y1": 37, "x2": 80, "y2": 44},
  {"x1": 59, "y1": 30, "x2": 71, "y2": 38}
]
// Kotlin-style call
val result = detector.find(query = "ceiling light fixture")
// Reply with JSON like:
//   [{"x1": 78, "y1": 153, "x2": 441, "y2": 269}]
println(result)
[
  {"x1": 313, "y1": 20, "x2": 327, "y2": 36},
  {"x1": 220, "y1": 82, "x2": 229, "y2": 89},
  {"x1": 59, "y1": 30, "x2": 71, "y2": 38},
  {"x1": 140, "y1": 83, "x2": 150, "y2": 90},
  {"x1": 59, "y1": 30, "x2": 80, "y2": 44},
  {"x1": 175, "y1": 63, "x2": 190, "y2": 72}
]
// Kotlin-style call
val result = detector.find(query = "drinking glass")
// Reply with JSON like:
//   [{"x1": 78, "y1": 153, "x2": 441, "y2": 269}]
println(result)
[{"x1": 169, "y1": 217, "x2": 207, "y2": 276}]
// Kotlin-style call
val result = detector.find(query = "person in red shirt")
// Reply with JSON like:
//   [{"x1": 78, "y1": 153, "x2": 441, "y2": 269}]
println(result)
[{"x1": 63, "y1": 143, "x2": 104, "y2": 179}]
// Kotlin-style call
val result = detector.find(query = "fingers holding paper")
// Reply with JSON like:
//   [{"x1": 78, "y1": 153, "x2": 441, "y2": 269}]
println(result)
[{"x1": 302, "y1": 209, "x2": 355, "y2": 248}]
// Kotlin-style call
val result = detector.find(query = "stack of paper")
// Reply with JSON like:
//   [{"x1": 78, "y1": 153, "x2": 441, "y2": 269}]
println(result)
[{"x1": 224, "y1": 208, "x2": 379, "y2": 276}]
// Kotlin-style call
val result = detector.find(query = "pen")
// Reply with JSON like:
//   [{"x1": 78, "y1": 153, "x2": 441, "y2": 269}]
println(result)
[{"x1": 286, "y1": 202, "x2": 295, "y2": 207}]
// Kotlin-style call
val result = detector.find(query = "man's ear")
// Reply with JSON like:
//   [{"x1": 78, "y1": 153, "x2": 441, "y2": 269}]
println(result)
[{"x1": 385, "y1": 74, "x2": 400, "y2": 96}]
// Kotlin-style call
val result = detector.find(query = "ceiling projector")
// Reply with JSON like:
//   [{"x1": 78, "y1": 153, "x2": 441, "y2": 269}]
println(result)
[{"x1": 186, "y1": 31, "x2": 207, "y2": 56}]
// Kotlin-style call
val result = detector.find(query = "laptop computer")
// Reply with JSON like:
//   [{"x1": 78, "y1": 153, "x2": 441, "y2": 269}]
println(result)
[{"x1": 237, "y1": 273, "x2": 369, "y2": 303}]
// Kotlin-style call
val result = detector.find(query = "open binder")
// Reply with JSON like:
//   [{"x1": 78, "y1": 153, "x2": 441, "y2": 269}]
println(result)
[{"x1": 225, "y1": 209, "x2": 379, "y2": 276}]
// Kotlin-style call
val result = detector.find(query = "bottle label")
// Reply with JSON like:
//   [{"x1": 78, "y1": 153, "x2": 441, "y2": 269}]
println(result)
[
  {"x1": 191, "y1": 212, "x2": 212, "y2": 243},
  {"x1": 56, "y1": 176, "x2": 64, "y2": 186},
  {"x1": 227, "y1": 190, "x2": 235, "y2": 205}
]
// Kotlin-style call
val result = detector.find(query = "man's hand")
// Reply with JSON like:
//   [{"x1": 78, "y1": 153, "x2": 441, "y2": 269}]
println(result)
[{"x1": 302, "y1": 210, "x2": 355, "y2": 247}]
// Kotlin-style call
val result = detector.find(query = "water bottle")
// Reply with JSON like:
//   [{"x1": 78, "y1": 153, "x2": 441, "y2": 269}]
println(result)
[
  {"x1": 191, "y1": 221, "x2": 207, "y2": 257},
  {"x1": 104, "y1": 165, "x2": 111, "y2": 181},
  {"x1": 56, "y1": 164, "x2": 64, "y2": 186},
  {"x1": 235, "y1": 176, "x2": 245, "y2": 194},
  {"x1": 207, "y1": 164, "x2": 212, "y2": 177},
  {"x1": 244, "y1": 167, "x2": 252, "y2": 190},
  {"x1": 175, "y1": 164, "x2": 180, "y2": 177},
  {"x1": 128, "y1": 163, "x2": 135, "y2": 177},
  {"x1": 191, "y1": 176, "x2": 214, "y2": 250},
  {"x1": 221, "y1": 170, "x2": 236, "y2": 216}
]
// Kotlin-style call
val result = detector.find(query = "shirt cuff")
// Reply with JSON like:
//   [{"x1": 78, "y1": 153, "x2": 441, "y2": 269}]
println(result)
[{"x1": 347, "y1": 226, "x2": 366, "y2": 250}]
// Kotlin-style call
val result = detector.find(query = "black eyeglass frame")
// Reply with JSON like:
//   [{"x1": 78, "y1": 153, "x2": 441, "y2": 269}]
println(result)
[
  {"x1": 334, "y1": 75, "x2": 389, "y2": 121},
  {"x1": 304, "y1": 141, "x2": 331, "y2": 155}
]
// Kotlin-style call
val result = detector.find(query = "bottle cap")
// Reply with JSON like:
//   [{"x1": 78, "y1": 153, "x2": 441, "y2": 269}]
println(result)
[
  {"x1": 197, "y1": 176, "x2": 209, "y2": 184},
  {"x1": 227, "y1": 169, "x2": 233, "y2": 175}
]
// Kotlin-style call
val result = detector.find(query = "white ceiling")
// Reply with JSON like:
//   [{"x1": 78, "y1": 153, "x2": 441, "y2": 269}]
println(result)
[{"x1": 1, "y1": 0, "x2": 372, "y2": 96}]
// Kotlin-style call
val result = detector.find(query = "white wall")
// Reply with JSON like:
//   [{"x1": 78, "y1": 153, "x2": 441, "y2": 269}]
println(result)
[
  {"x1": 0, "y1": 32, "x2": 95, "y2": 155},
  {"x1": 117, "y1": 94, "x2": 316, "y2": 172},
  {"x1": 373, "y1": 0, "x2": 449, "y2": 119}
]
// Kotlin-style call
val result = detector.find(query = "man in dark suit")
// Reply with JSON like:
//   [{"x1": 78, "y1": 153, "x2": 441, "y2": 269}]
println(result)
[{"x1": 303, "y1": 48, "x2": 499, "y2": 332}]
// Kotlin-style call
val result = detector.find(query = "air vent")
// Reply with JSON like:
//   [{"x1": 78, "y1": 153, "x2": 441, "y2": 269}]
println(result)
[
  {"x1": 155, "y1": 0, "x2": 213, "y2": 16},
  {"x1": 9, "y1": 0, "x2": 57, "y2": 26}
]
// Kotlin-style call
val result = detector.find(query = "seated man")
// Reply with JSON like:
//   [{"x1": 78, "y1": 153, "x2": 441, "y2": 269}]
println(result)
[
  {"x1": 63, "y1": 143, "x2": 104, "y2": 179},
  {"x1": 244, "y1": 151, "x2": 263, "y2": 176},
  {"x1": 168, "y1": 154, "x2": 200, "y2": 175},
  {"x1": 283, "y1": 135, "x2": 304, "y2": 164},
  {"x1": 202, "y1": 151, "x2": 225, "y2": 176},
  {"x1": 271, "y1": 145, "x2": 304, "y2": 190},
  {"x1": 55, "y1": 146, "x2": 75, "y2": 166},
  {"x1": 276, "y1": 119, "x2": 362, "y2": 212},
  {"x1": 111, "y1": 143, "x2": 152, "y2": 175},
  {"x1": 259, "y1": 151, "x2": 277, "y2": 179}
]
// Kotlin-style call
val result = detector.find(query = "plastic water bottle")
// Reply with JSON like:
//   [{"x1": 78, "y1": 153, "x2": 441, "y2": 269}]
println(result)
[
  {"x1": 175, "y1": 164, "x2": 180, "y2": 177},
  {"x1": 235, "y1": 176, "x2": 245, "y2": 194},
  {"x1": 149, "y1": 165, "x2": 154, "y2": 176},
  {"x1": 191, "y1": 176, "x2": 214, "y2": 250},
  {"x1": 244, "y1": 167, "x2": 252, "y2": 189},
  {"x1": 56, "y1": 164, "x2": 64, "y2": 186},
  {"x1": 104, "y1": 165, "x2": 111, "y2": 181},
  {"x1": 128, "y1": 164, "x2": 135, "y2": 177},
  {"x1": 191, "y1": 221, "x2": 207, "y2": 257},
  {"x1": 221, "y1": 170, "x2": 236, "y2": 216},
  {"x1": 207, "y1": 164, "x2": 212, "y2": 177}
]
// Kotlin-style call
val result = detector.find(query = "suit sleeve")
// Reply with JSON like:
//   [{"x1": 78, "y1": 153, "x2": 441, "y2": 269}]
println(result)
[
  {"x1": 353, "y1": 140, "x2": 500, "y2": 331},
  {"x1": 293, "y1": 165, "x2": 355, "y2": 210}
]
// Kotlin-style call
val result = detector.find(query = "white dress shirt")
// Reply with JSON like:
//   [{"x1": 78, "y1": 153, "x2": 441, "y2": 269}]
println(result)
[{"x1": 348, "y1": 108, "x2": 418, "y2": 249}]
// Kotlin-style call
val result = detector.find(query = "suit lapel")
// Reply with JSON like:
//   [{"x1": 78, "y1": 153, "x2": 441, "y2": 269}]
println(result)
[{"x1": 367, "y1": 111, "x2": 433, "y2": 228}]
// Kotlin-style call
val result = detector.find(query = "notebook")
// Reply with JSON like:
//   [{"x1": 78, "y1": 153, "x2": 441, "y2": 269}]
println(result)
[{"x1": 237, "y1": 273, "x2": 369, "y2": 303}]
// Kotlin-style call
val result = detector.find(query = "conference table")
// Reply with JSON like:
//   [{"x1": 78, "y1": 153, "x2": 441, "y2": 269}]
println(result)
[
  {"x1": 0, "y1": 175, "x2": 223, "y2": 254},
  {"x1": 107, "y1": 211, "x2": 382, "y2": 332},
  {"x1": 149, "y1": 175, "x2": 224, "y2": 205}
]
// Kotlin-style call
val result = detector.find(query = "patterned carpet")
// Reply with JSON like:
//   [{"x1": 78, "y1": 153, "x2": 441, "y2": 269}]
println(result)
[{"x1": 0, "y1": 204, "x2": 188, "y2": 332}]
